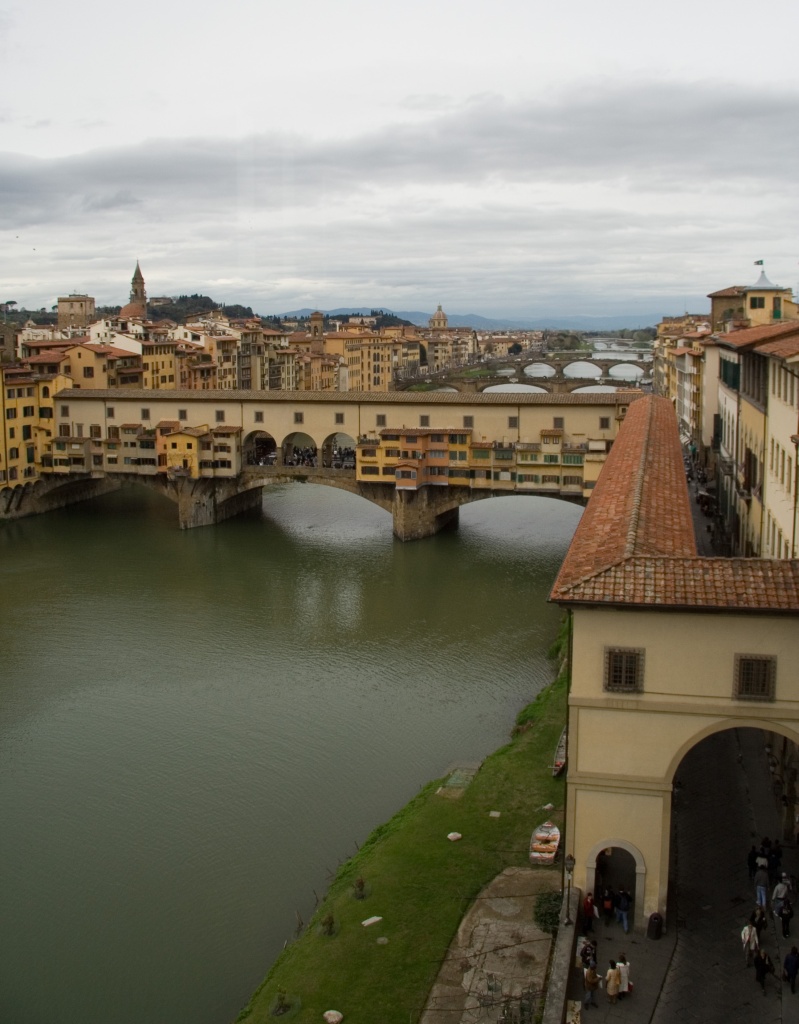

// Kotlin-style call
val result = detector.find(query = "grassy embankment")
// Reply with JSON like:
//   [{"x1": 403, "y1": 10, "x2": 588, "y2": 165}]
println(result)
[{"x1": 236, "y1": 623, "x2": 570, "y2": 1024}]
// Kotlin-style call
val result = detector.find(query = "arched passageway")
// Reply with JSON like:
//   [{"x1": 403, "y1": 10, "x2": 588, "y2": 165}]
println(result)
[
  {"x1": 281, "y1": 431, "x2": 318, "y2": 467},
  {"x1": 644, "y1": 726, "x2": 799, "y2": 1022},
  {"x1": 320, "y1": 432, "x2": 356, "y2": 469},
  {"x1": 243, "y1": 430, "x2": 278, "y2": 466}
]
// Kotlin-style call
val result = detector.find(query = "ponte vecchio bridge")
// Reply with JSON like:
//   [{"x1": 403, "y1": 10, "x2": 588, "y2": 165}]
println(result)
[{"x1": 3, "y1": 389, "x2": 640, "y2": 539}]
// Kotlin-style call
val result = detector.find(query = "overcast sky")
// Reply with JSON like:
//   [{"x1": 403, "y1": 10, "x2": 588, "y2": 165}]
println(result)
[{"x1": 2, "y1": 0, "x2": 799, "y2": 320}]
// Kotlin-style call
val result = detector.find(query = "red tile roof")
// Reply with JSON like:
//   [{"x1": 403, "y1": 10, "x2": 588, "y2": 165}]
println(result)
[
  {"x1": 755, "y1": 336, "x2": 799, "y2": 359},
  {"x1": 707, "y1": 286, "x2": 746, "y2": 298},
  {"x1": 716, "y1": 321, "x2": 799, "y2": 350},
  {"x1": 551, "y1": 395, "x2": 799, "y2": 613}
]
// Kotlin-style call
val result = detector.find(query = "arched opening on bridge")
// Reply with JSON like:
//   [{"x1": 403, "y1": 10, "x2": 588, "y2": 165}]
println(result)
[
  {"x1": 482, "y1": 383, "x2": 548, "y2": 394},
  {"x1": 571, "y1": 384, "x2": 619, "y2": 394},
  {"x1": 562, "y1": 361, "x2": 601, "y2": 379},
  {"x1": 320, "y1": 432, "x2": 357, "y2": 469},
  {"x1": 281, "y1": 431, "x2": 318, "y2": 467},
  {"x1": 523, "y1": 362, "x2": 556, "y2": 378},
  {"x1": 243, "y1": 430, "x2": 278, "y2": 466},
  {"x1": 607, "y1": 363, "x2": 644, "y2": 382}
]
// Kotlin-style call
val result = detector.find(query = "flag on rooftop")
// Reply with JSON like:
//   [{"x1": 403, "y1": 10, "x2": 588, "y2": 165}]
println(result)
[{"x1": 754, "y1": 260, "x2": 764, "y2": 265}]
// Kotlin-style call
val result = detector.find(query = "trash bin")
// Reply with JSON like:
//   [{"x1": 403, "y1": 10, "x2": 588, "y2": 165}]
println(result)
[{"x1": 647, "y1": 912, "x2": 663, "y2": 940}]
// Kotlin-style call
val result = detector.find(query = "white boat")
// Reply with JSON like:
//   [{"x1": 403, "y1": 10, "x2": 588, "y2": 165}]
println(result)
[
  {"x1": 529, "y1": 821, "x2": 561, "y2": 864},
  {"x1": 552, "y1": 727, "x2": 567, "y2": 777}
]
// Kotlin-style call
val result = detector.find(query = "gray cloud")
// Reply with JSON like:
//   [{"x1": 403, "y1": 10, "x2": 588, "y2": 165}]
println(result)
[{"x1": 2, "y1": 79, "x2": 798, "y2": 316}]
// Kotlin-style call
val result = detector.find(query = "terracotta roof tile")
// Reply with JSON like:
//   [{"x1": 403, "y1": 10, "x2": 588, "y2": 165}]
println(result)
[
  {"x1": 717, "y1": 321, "x2": 799, "y2": 350},
  {"x1": 550, "y1": 395, "x2": 799, "y2": 613},
  {"x1": 55, "y1": 388, "x2": 644, "y2": 408},
  {"x1": 755, "y1": 336, "x2": 799, "y2": 359}
]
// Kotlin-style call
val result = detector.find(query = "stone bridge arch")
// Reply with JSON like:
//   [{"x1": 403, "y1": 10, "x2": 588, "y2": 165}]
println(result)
[{"x1": 665, "y1": 717, "x2": 799, "y2": 786}]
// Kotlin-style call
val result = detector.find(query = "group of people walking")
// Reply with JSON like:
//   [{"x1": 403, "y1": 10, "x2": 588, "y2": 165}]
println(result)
[
  {"x1": 583, "y1": 888, "x2": 633, "y2": 934},
  {"x1": 580, "y1": 890, "x2": 634, "y2": 1010},
  {"x1": 579, "y1": 937, "x2": 631, "y2": 1009},
  {"x1": 742, "y1": 837, "x2": 799, "y2": 996}
]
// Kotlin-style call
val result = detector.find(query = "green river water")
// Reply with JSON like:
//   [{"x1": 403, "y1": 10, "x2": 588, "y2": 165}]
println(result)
[{"x1": 0, "y1": 483, "x2": 580, "y2": 1024}]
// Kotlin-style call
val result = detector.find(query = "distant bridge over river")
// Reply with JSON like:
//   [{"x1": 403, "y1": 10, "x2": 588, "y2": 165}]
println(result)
[{"x1": 398, "y1": 354, "x2": 652, "y2": 394}]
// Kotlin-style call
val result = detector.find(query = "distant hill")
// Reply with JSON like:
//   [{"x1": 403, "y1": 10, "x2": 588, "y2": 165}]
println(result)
[{"x1": 279, "y1": 307, "x2": 660, "y2": 331}]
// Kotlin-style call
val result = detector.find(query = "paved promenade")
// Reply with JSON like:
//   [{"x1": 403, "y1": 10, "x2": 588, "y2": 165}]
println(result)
[{"x1": 567, "y1": 728, "x2": 799, "y2": 1023}]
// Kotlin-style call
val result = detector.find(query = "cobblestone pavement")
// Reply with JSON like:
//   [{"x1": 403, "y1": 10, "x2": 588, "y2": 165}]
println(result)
[
  {"x1": 567, "y1": 728, "x2": 799, "y2": 1023},
  {"x1": 650, "y1": 727, "x2": 799, "y2": 1024}
]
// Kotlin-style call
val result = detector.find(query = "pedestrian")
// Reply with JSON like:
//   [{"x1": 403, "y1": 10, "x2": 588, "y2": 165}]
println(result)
[
  {"x1": 583, "y1": 892, "x2": 596, "y2": 933},
  {"x1": 579, "y1": 938, "x2": 597, "y2": 969},
  {"x1": 752, "y1": 906, "x2": 768, "y2": 942},
  {"x1": 605, "y1": 960, "x2": 621, "y2": 1004},
  {"x1": 784, "y1": 946, "x2": 799, "y2": 994},
  {"x1": 747, "y1": 845, "x2": 759, "y2": 880},
  {"x1": 779, "y1": 898, "x2": 794, "y2": 938},
  {"x1": 754, "y1": 949, "x2": 775, "y2": 996},
  {"x1": 601, "y1": 888, "x2": 615, "y2": 926},
  {"x1": 617, "y1": 954, "x2": 631, "y2": 999},
  {"x1": 583, "y1": 961, "x2": 600, "y2": 1010},
  {"x1": 616, "y1": 889, "x2": 631, "y2": 934},
  {"x1": 742, "y1": 921, "x2": 759, "y2": 966},
  {"x1": 755, "y1": 865, "x2": 770, "y2": 909},
  {"x1": 773, "y1": 874, "x2": 790, "y2": 917}
]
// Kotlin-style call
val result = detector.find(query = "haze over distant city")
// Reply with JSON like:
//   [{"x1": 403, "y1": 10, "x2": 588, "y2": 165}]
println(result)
[{"x1": 2, "y1": 0, "x2": 798, "y2": 320}]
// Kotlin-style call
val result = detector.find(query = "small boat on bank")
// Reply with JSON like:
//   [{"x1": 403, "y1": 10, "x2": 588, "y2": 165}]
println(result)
[
  {"x1": 552, "y1": 727, "x2": 567, "y2": 776},
  {"x1": 529, "y1": 821, "x2": 560, "y2": 864}
]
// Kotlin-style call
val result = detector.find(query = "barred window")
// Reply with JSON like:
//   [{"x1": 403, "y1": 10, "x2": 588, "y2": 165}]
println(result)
[
  {"x1": 376, "y1": 414, "x2": 386, "y2": 427},
  {"x1": 734, "y1": 655, "x2": 776, "y2": 702},
  {"x1": 463, "y1": 416, "x2": 474, "y2": 429},
  {"x1": 604, "y1": 648, "x2": 644, "y2": 693},
  {"x1": 508, "y1": 416, "x2": 518, "y2": 428},
  {"x1": 420, "y1": 415, "x2": 430, "y2": 427}
]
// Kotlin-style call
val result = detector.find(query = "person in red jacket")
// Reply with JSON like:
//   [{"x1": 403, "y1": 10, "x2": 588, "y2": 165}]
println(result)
[{"x1": 583, "y1": 892, "x2": 596, "y2": 933}]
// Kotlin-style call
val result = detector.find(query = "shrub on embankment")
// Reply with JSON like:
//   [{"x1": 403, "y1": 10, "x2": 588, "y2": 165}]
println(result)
[{"x1": 235, "y1": 627, "x2": 569, "y2": 1024}]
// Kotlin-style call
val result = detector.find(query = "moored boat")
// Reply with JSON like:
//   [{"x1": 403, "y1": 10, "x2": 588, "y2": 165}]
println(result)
[
  {"x1": 529, "y1": 820, "x2": 560, "y2": 864},
  {"x1": 552, "y1": 726, "x2": 567, "y2": 776}
]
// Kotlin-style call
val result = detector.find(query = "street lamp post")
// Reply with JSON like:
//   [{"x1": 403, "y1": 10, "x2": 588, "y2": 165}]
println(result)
[{"x1": 564, "y1": 853, "x2": 576, "y2": 926}]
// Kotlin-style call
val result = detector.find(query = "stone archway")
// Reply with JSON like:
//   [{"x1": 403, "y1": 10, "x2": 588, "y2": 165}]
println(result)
[
  {"x1": 320, "y1": 431, "x2": 357, "y2": 469},
  {"x1": 583, "y1": 838, "x2": 646, "y2": 931},
  {"x1": 281, "y1": 431, "x2": 318, "y2": 467},
  {"x1": 242, "y1": 430, "x2": 277, "y2": 466}
]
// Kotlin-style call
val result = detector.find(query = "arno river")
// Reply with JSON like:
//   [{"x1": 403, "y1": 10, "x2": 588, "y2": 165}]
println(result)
[{"x1": 0, "y1": 484, "x2": 581, "y2": 1024}]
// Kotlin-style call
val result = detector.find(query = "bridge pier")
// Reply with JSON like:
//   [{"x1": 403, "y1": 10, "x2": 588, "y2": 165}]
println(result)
[
  {"x1": 391, "y1": 488, "x2": 460, "y2": 541},
  {"x1": 172, "y1": 476, "x2": 264, "y2": 530}
]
